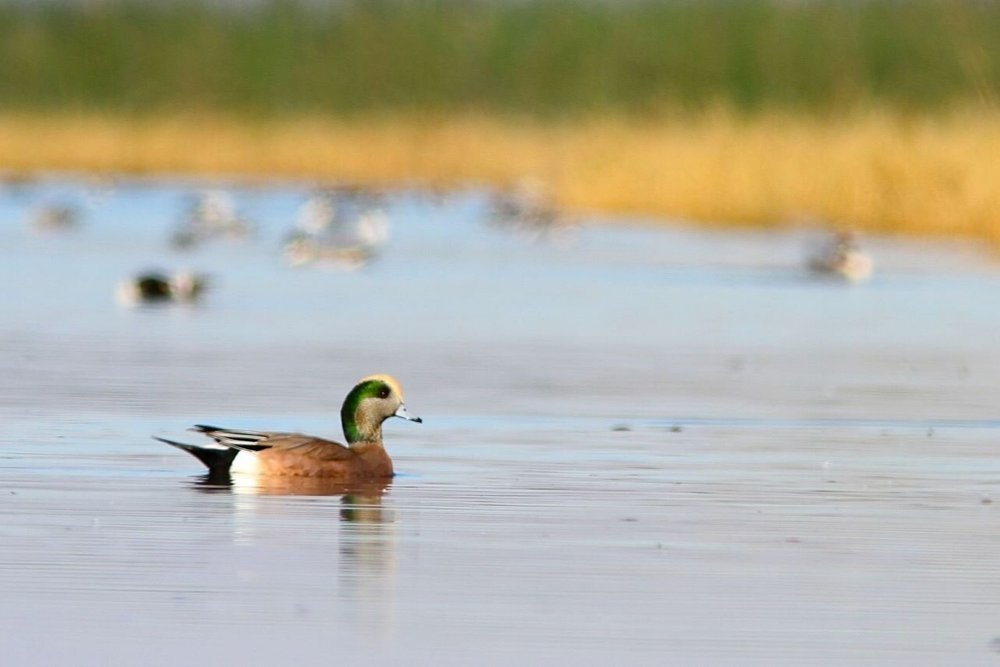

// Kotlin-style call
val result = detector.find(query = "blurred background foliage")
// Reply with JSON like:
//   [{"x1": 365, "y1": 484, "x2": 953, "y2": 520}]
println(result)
[{"x1": 0, "y1": 0, "x2": 997, "y2": 118}]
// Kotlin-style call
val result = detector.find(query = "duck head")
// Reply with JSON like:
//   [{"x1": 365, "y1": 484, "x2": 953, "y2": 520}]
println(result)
[{"x1": 341, "y1": 374, "x2": 421, "y2": 445}]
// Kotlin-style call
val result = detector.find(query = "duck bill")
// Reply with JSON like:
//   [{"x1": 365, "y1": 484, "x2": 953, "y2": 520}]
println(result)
[{"x1": 394, "y1": 404, "x2": 422, "y2": 423}]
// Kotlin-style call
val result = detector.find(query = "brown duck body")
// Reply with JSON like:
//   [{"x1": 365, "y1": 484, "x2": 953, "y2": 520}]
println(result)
[
  {"x1": 157, "y1": 374, "x2": 420, "y2": 480},
  {"x1": 251, "y1": 436, "x2": 393, "y2": 479}
]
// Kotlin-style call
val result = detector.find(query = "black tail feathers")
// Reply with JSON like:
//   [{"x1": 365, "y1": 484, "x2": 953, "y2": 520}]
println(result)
[{"x1": 155, "y1": 436, "x2": 240, "y2": 476}]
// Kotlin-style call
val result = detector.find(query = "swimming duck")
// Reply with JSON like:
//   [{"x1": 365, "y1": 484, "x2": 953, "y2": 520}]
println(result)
[
  {"x1": 31, "y1": 202, "x2": 81, "y2": 232},
  {"x1": 170, "y1": 190, "x2": 253, "y2": 249},
  {"x1": 295, "y1": 190, "x2": 338, "y2": 234},
  {"x1": 807, "y1": 230, "x2": 873, "y2": 283},
  {"x1": 156, "y1": 374, "x2": 421, "y2": 479},
  {"x1": 283, "y1": 190, "x2": 389, "y2": 269},
  {"x1": 282, "y1": 233, "x2": 376, "y2": 270},
  {"x1": 116, "y1": 270, "x2": 209, "y2": 306},
  {"x1": 487, "y1": 181, "x2": 575, "y2": 244}
]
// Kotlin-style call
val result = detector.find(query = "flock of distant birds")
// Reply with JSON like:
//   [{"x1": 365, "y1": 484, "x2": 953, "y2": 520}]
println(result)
[
  {"x1": 22, "y1": 177, "x2": 874, "y2": 306},
  {"x1": 24, "y1": 183, "x2": 400, "y2": 306}
]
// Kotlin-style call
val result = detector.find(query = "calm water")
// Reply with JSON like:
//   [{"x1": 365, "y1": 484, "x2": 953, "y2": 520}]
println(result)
[{"x1": 3, "y1": 176, "x2": 1000, "y2": 665}]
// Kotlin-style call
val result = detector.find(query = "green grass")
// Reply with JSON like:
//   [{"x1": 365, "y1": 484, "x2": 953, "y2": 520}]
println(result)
[{"x1": 0, "y1": 0, "x2": 998, "y2": 117}]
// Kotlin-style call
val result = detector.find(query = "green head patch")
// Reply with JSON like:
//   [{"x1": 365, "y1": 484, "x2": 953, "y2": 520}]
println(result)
[{"x1": 341, "y1": 377, "x2": 395, "y2": 443}]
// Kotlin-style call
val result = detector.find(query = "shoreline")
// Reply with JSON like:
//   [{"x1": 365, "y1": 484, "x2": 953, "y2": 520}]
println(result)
[{"x1": 4, "y1": 110, "x2": 1000, "y2": 242}]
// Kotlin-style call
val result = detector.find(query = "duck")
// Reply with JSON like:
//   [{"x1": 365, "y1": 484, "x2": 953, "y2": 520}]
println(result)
[
  {"x1": 807, "y1": 230, "x2": 873, "y2": 283},
  {"x1": 282, "y1": 233, "x2": 376, "y2": 270},
  {"x1": 282, "y1": 190, "x2": 390, "y2": 269},
  {"x1": 487, "y1": 181, "x2": 575, "y2": 244},
  {"x1": 295, "y1": 190, "x2": 338, "y2": 235},
  {"x1": 156, "y1": 374, "x2": 421, "y2": 480},
  {"x1": 31, "y1": 202, "x2": 81, "y2": 232},
  {"x1": 170, "y1": 190, "x2": 253, "y2": 249},
  {"x1": 116, "y1": 270, "x2": 209, "y2": 306}
]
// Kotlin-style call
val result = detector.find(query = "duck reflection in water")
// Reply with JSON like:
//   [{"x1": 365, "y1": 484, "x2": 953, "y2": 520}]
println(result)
[
  {"x1": 191, "y1": 472, "x2": 398, "y2": 635},
  {"x1": 336, "y1": 482, "x2": 398, "y2": 636},
  {"x1": 192, "y1": 471, "x2": 391, "y2": 509}
]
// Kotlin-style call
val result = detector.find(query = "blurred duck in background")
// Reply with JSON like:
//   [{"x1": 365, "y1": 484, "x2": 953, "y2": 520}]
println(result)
[
  {"x1": 30, "y1": 201, "x2": 81, "y2": 233},
  {"x1": 282, "y1": 187, "x2": 389, "y2": 269},
  {"x1": 116, "y1": 270, "x2": 209, "y2": 306},
  {"x1": 807, "y1": 230, "x2": 874, "y2": 283},
  {"x1": 170, "y1": 190, "x2": 253, "y2": 249},
  {"x1": 487, "y1": 180, "x2": 575, "y2": 244},
  {"x1": 295, "y1": 190, "x2": 339, "y2": 235}
]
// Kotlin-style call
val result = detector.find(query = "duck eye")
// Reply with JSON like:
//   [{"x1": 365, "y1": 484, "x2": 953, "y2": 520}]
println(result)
[{"x1": 377, "y1": 386, "x2": 391, "y2": 399}]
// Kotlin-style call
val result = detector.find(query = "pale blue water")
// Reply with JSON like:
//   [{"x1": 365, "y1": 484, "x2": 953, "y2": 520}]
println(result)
[{"x1": 3, "y1": 175, "x2": 1000, "y2": 665}]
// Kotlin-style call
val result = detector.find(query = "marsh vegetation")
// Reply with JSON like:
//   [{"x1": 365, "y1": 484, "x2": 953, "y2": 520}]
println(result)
[{"x1": 1, "y1": 0, "x2": 998, "y2": 238}]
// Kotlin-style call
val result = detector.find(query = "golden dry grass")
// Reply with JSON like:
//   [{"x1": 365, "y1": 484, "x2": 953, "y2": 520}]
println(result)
[{"x1": 2, "y1": 110, "x2": 999, "y2": 240}]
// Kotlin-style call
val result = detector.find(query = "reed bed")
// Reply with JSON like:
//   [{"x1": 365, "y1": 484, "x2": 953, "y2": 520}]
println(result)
[
  {"x1": 3, "y1": 110, "x2": 999, "y2": 241},
  {"x1": 1, "y1": 1, "x2": 999, "y2": 240}
]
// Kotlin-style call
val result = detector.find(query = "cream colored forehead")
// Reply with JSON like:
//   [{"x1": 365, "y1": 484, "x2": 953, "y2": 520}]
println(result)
[{"x1": 358, "y1": 373, "x2": 404, "y2": 399}]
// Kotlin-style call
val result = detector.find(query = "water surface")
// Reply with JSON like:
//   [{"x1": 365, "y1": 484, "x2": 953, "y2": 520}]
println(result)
[{"x1": 3, "y1": 177, "x2": 1000, "y2": 665}]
